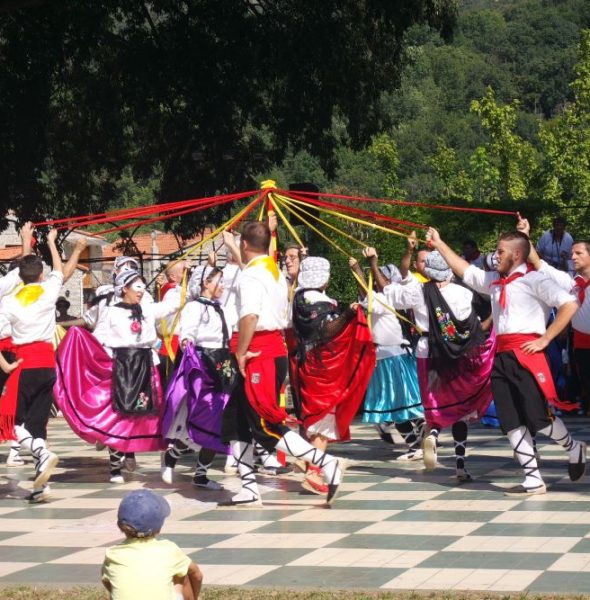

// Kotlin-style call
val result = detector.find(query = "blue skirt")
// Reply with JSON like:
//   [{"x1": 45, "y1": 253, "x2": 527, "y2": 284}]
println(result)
[{"x1": 362, "y1": 353, "x2": 424, "y2": 424}]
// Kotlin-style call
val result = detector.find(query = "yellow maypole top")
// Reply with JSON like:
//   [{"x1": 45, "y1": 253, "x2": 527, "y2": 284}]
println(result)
[{"x1": 260, "y1": 179, "x2": 277, "y2": 190}]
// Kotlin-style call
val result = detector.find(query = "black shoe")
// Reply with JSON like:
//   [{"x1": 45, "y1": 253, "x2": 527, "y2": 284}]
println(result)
[
  {"x1": 504, "y1": 483, "x2": 546, "y2": 496},
  {"x1": 569, "y1": 442, "x2": 587, "y2": 482},
  {"x1": 376, "y1": 424, "x2": 394, "y2": 445}
]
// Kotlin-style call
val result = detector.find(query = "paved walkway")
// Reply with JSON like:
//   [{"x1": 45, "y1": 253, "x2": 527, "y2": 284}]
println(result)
[{"x1": 0, "y1": 417, "x2": 589, "y2": 593}]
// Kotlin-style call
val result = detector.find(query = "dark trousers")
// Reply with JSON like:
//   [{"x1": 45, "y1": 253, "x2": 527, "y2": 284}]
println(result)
[
  {"x1": 574, "y1": 348, "x2": 590, "y2": 413},
  {"x1": 15, "y1": 367, "x2": 56, "y2": 439},
  {"x1": 221, "y1": 356, "x2": 289, "y2": 453},
  {"x1": 491, "y1": 352, "x2": 553, "y2": 435}
]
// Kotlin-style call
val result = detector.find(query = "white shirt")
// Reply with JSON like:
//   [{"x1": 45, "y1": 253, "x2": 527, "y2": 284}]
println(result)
[
  {"x1": 181, "y1": 299, "x2": 229, "y2": 348},
  {"x1": 362, "y1": 292, "x2": 407, "y2": 358},
  {"x1": 536, "y1": 230, "x2": 574, "y2": 269},
  {"x1": 101, "y1": 293, "x2": 181, "y2": 356},
  {"x1": 462, "y1": 263, "x2": 576, "y2": 335},
  {"x1": 220, "y1": 263, "x2": 241, "y2": 333},
  {"x1": 237, "y1": 255, "x2": 288, "y2": 331},
  {"x1": 535, "y1": 261, "x2": 590, "y2": 334},
  {"x1": 156, "y1": 285, "x2": 182, "y2": 337},
  {"x1": 383, "y1": 277, "x2": 473, "y2": 358},
  {"x1": 0, "y1": 268, "x2": 22, "y2": 339},
  {"x1": 0, "y1": 271, "x2": 64, "y2": 345}
]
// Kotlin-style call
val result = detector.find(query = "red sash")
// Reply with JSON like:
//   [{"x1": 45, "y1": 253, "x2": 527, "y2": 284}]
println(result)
[
  {"x1": 231, "y1": 330, "x2": 289, "y2": 424},
  {"x1": 0, "y1": 337, "x2": 15, "y2": 354},
  {"x1": 497, "y1": 333, "x2": 572, "y2": 410},
  {"x1": 0, "y1": 341, "x2": 56, "y2": 441},
  {"x1": 574, "y1": 330, "x2": 590, "y2": 350}
]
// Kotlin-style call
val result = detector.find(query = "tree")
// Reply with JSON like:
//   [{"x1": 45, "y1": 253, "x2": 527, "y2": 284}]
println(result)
[{"x1": 0, "y1": 0, "x2": 457, "y2": 231}]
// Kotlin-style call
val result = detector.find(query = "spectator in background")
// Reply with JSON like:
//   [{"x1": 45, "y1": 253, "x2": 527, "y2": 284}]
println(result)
[
  {"x1": 56, "y1": 297, "x2": 73, "y2": 323},
  {"x1": 462, "y1": 239, "x2": 485, "y2": 269},
  {"x1": 536, "y1": 216, "x2": 574, "y2": 272}
]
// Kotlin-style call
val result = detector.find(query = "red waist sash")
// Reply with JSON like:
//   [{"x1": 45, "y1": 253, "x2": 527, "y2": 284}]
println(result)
[
  {"x1": 231, "y1": 330, "x2": 289, "y2": 424},
  {"x1": 0, "y1": 341, "x2": 56, "y2": 441},
  {"x1": 0, "y1": 337, "x2": 15, "y2": 354},
  {"x1": 496, "y1": 333, "x2": 571, "y2": 410},
  {"x1": 574, "y1": 330, "x2": 590, "y2": 350}
]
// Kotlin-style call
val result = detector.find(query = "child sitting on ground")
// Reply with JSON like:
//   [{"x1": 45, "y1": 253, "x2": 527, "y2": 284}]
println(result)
[{"x1": 102, "y1": 489, "x2": 203, "y2": 600}]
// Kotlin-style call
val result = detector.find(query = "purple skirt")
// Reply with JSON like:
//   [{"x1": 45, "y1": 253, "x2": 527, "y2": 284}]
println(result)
[
  {"x1": 162, "y1": 343, "x2": 230, "y2": 454},
  {"x1": 417, "y1": 329, "x2": 496, "y2": 429},
  {"x1": 54, "y1": 327, "x2": 166, "y2": 453}
]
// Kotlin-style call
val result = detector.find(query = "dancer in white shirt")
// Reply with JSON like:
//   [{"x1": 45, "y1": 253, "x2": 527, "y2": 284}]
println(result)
[{"x1": 428, "y1": 227, "x2": 585, "y2": 494}]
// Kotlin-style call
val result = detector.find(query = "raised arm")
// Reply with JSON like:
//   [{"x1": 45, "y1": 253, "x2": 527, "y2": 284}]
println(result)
[
  {"x1": 47, "y1": 229, "x2": 63, "y2": 274},
  {"x1": 426, "y1": 227, "x2": 470, "y2": 278},
  {"x1": 222, "y1": 230, "x2": 244, "y2": 268},
  {"x1": 348, "y1": 256, "x2": 367, "y2": 300},
  {"x1": 20, "y1": 221, "x2": 34, "y2": 257},
  {"x1": 399, "y1": 231, "x2": 416, "y2": 279},
  {"x1": 516, "y1": 214, "x2": 542, "y2": 270},
  {"x1": 63, "y1": 237, "x2": 87, "y2": 282},
  {"x1": 363, "y1": 247, "x2": 388, "y2": 292}
]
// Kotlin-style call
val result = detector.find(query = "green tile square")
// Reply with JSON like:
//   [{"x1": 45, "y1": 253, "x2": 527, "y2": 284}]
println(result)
[
  {"x1": 4, "y1": 508, "x2": 108, "y2": 520},
  {"x1": 160, "y1": 533, "x2": 232, "y2": 547},
  {"x1": 568, "y1": 538, "x2": 590, "y2": 553},
  {"x1": 387, "y1": 510, "x2": 499, "y2": 523},
  {"x1": 185, "y1": 509, "x2": 300, "y2": 521},
  {"x1": 327, "y1": 534, "x2": 458, "y2": 550},
  {"x1": 248, "y1": 565, "x2": 404, "y2": 588},
  {"x1": 0, "y1": 564, "x2": 101, "y2": 584},
  {"x1": 0, "y1": 545, "x2": 86, "y2": 562},
  {"x1": 512, "y1": 500, "x2": 590, "y2": 512},
  {"x1": 189, "y1": 547, "x2": 309, "y2": 565},
  {"x1": 419, "y1": 551, "x2": 560, "y2": 570},
  {"x1": 475, "y1": 523, "x2": 586, "y2": 537},
  {"x1": 253, "y1": 520, "x2": 363, "y2": 534},
  {"x1": 528, "y1": 571, "x2": 590, "y2": 593},
  {"x1": 328, "y1": 500, "x2": 418, "y2": 511}
]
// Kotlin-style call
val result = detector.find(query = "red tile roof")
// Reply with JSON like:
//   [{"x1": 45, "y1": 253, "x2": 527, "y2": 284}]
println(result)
[{"x1": 102, "y1": 230, "x2": 215, "y2": 259}]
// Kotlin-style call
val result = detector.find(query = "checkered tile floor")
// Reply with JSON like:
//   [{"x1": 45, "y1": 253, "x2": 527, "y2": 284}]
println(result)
[{"x1": 0, "y1": 417, "x2": 589, "y2": 593}]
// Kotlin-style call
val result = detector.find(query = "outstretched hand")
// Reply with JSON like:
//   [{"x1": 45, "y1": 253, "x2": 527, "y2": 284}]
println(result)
[{"x1": 407, "y1": 230, "x2": 417, "y2": 250}]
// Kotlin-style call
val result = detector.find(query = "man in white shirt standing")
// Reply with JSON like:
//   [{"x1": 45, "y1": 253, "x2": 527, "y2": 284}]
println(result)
[
  {"x1": 0, "y1": 229, "x2": 76, "y2": 502},
  {"x1": 427, "y1": 226, "x2": 584, "y2": 495},
  {"x1": 527, "y1": 237, "x2": 590, "y2": 416},
  {"x1": 219, "y1": 221, "x2": 345, "y2": 507},
  {"x1": 536, "y1": 216, "x2": 574, "y2": 272}
]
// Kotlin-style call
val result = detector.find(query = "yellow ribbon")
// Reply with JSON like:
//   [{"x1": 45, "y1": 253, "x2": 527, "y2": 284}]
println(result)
[
  {"x1": 247, "y1": 256, "x2": 280, "y2": 281},
  {"x1": 160, "y1": 269, "x2": 189, "y2": 363},
  {"x1": 16, "y1": 284, "x2": 44, "y2": 306}
]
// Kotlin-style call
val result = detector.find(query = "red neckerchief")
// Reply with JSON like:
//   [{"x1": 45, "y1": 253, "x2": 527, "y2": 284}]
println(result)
[
  {"x1": 574, "y1": 276, "x2": 590, "y2": 304},
  {"x1": 490, "y1": 264, "x2": 534, "y2": 310}
]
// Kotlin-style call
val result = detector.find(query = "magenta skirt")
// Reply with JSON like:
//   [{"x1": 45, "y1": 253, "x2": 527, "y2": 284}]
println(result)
[
  {"x1": 417, "y1": 329, "x2": 496, "y2": 429},
  {"x1": 54, "y1": 327, "x2": 166, "y2": 453}
]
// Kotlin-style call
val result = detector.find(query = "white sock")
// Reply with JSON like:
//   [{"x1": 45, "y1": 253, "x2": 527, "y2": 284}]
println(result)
[
  {"x1": 507, "y1": 426, "x2": 544, "y2": 489},
  {"x1": 275, "y1": 431, "x2": 341, "y2": 486},
  {"x1": 231, "y1": 440, "x2": 259, "y2": 499},
  {"x1": 538, "y1": 417, "x2": 580, "y2": 462}
]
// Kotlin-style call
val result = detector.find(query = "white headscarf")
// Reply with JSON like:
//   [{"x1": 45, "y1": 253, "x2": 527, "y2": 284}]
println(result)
[{"x1": 297, "y1": 257, "x2": 330, "y2": 289}]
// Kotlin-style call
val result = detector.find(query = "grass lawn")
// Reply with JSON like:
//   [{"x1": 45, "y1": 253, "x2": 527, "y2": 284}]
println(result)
[{"x1": 0, "y1": 588, "x2": 588, "y2": 600}]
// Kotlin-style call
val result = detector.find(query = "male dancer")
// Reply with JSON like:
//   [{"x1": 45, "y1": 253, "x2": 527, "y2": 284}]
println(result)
[
  {"x1": 427, "y1": 227, "x2": 584, "y2": 494},
  {"x1": 220, "y1": 222, "x2": 345, "y2": 506},
  {"x1": 0, "y1": 229, "x2": 77, "y2": 502},
  {"x1": 528, "y1": 235, "x2": 590, "y2": 415}
]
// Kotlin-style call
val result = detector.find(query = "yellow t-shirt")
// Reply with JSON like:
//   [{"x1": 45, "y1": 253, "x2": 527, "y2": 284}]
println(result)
[{"x1": 102, "y1": 537, "x2": 191, "y2": 600}]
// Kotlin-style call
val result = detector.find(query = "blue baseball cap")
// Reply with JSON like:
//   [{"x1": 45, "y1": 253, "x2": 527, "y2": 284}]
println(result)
[{"x1": 117, "y1": 490, "x2": 171, "y2": 537}]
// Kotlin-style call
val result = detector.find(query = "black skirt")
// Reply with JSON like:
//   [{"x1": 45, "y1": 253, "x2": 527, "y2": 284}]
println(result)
[{"x1": 112, "y1": 347, "x2": 157, "y2": 415}]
